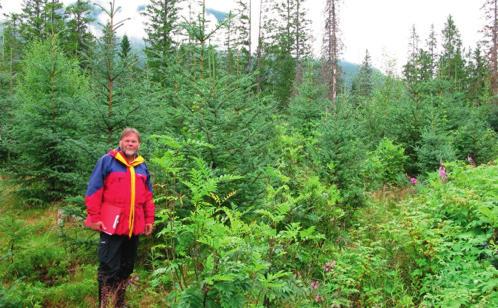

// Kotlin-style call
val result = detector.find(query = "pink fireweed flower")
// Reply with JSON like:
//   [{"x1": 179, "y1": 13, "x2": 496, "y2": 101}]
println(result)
[
  {"x1": 311, "y1": 280, "x2": 319, "y2": 290},
  {"x1": 439, "y1": 165, "x2": 447, "y2": 182},
  {"x1": 410, "y1": 177, "x2": 417, "y2": 185},
  {"x1": 324, "y1": 260, "x2": 336, "y2": 272}
]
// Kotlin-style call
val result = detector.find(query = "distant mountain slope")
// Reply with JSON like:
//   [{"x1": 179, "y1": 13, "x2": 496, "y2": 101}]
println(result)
[
  {"x1": 340, "y1": 60, "x2": 385, "y2": 89},
  {"x1": 339, "y1": 60, "x2": 360, "y2": 88},
  {"x1": 206, "y1": 8, "x2": 228, "y2": 22}
]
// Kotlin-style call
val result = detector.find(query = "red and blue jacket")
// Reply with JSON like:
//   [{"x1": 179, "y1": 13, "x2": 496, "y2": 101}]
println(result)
[{"x1": 85, "y1": 149, "x2": 155, "y2": 237}]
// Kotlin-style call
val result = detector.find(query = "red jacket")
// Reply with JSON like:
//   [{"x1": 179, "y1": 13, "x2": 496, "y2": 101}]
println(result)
[{"x1": 85, "y1": 149, "x2": 154, "y2": 236}]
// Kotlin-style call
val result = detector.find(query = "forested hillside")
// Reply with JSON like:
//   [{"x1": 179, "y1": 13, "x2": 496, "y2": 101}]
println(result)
[{"x1": 0, "y1": 0, "x2": 497, "y2": 307}]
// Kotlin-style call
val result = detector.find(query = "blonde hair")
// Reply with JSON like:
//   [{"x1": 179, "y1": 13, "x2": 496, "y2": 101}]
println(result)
[{"x1": 119, "y1": 127, "x2": 141, "y2": 142}]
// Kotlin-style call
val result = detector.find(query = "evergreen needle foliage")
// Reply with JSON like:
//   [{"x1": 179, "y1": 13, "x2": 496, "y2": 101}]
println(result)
[{"x1": 9, "y1": 38, "x2": 91, "y2": 204}]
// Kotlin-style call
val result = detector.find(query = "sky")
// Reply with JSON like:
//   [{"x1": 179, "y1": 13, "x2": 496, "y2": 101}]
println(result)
[{"x1": 1, "y1": 0, "x2": 485, "y2": 74}]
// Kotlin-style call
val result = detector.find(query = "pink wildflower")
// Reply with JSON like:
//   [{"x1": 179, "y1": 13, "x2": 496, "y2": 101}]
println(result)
[
  {"x1": 324, "y1": 260, "x2": 336, "y2": 272},
  {"x1": 310, "y1": 280, "x2": 319, "y2": 290},
  {"x1": 439, "y1": 165, "x2": 447, "y2": 183},
  {"x1": 315, "y1": 294, "x2": 323, "y2": 303},
  {"x1": 410, "y1": 177, "x2": 417, "y2": 185}
]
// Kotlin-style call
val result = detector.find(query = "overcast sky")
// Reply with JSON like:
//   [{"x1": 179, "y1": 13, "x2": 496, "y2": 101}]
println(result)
[{"x1": 1, "y1": 0, "x2": 485, "y2": 74}]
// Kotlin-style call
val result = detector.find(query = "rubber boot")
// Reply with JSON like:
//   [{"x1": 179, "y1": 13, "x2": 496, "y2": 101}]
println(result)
[
  {"x1": 115, "y1": 282, "x2": 127, "y2": 308},
  {"x1": 99, "y1": 281, "x2": 111, "y2": 308}
]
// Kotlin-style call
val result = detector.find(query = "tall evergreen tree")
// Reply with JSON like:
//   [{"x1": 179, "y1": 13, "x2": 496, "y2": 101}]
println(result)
[
  {"x1": 159, "y1": 50, "x2": 277, "y2": 205},
  {"x1": 64, "y1": 0, "x2": 95, "y2": 66},
  {"x1": 408, "y1": 25, "x2": 420, "y2": 60},
  {"x1": 91, "y1": 0, "x2": 144, "y2": 145},
  {"x1": 181, "y1": 0, "x2": 228, "y2": 78},
  {"x1": 19, "y1": 0, "x2": 46, "y2": 42},
  {"x1": 19, "y1": 0, "x2": 65, "y2": 43},
  {"x1": 352, "y1": 49, "x2": 374, "y2": 100},
  {"x1": 426, "y1": 24, "x2": 438, "y2": 77},
  {"x1": 143, "y1": 0, "x2": 183, "y2": 84},
  {"x1": 0, "y1": 14, "x2": 23, "y2": 163},
  {"x1": 467, "y1": 45, "x2": 492, "y2": 104},
  {"x1": 262, "y1": 0, "x2": 312, "y2": 58},
  {"x1": 225, "y1": 0, "x2": 251, "y2": 74},
  {"x1": 315, "y1": 101, "x2": 366, "y2": 207},
  {"x1": 403, "y1": 26, "x2": 434, "y2": 95},
  {"x1": 322, "y1": 0, "x2": 342, "y2": 105},
  {"x1": 259, "y1": 0, "x2": 312, "y2": 105},
  {"x1": 119, "y1": 34, "x2": 131, "y2": 60},
  {"x1": 403, "y1": 25, "x2": 421, "y2": 85},
  {"x1": 438, "y1": 15, "x2": 467, "y2": 90},
  {"x1": 44, "y1": 0, "x2": 65, "y2": 35},
  {"x1": 255, "y1": 0, "x2": 269, "y2": 92},
  {"x1": 289, "y1": 64, "x2": 329, "y2": 137},
  {"x1": 1, "y1": 14, "x2": 22, "y2": 95},
  {"x1": 9, "y1": 37, "x2": 91, "y2": 203}
]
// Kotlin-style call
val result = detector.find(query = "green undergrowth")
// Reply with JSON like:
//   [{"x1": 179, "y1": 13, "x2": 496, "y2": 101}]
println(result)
[
  {"x1": 401, "y1": 162, "x2": 498, "y2": 306},
  {"x1": 1, "y1": 161, "x2": 496, "y2": 307},
  {"x1": 0, "y1": 178, "x2": 166, "y2": 307},
  {"x1": 339, "y1": 161, "x2": 498, "y2": 307}
]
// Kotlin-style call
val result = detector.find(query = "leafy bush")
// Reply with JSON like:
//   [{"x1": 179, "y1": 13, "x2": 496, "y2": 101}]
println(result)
[
  {"x1": 401, "y1": 161, "x2": 498, "y2": 306},
  {"x1": 364, "y1": 138, "x2": 408, "y2": 189},
  {"x1": 149, "y1": 156, "x2": 326, "y2": 306}
]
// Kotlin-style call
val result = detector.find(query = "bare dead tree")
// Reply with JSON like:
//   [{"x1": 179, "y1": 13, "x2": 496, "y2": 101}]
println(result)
[
  {"x1": 482, "y1": 0, "x2": 498, "y2": 96},
  {"x1": 322, "y1": 0, "x2": 342, "y2": 106}
]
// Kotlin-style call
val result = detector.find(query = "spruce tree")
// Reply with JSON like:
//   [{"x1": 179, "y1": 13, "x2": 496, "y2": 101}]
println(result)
[
  {"x1": 64, "y1": 0, "x2": 95, "y2": 66},
  {"x1": 119, "y1": 34, "x2": 131, "y2": 59},
  {"x1": 0, "y1": 14, "x2": 22, "y2": 163},
  {"x1": 426, "y1": 24, "x2": 438, "y2": 77},
  {"x1": 0, "y1": 14, "x2": 22, "y2": 95},
  {"x1": 9, "y1": 38, "x2": 91, "y2": 203},
  {"x1": 44, "y1": 0, "x2": 65, "y2": 35},
  {"x1": 90, "y1": 0, "x2": 148, "y2": 145},
  {"x1": 438, "y1": 15, "x2": 467, "y2": 90},
  {"x1": 314, "y1": 101, "x2": 366, "y2": 207},
  {"x1": 143, "y1": 0, "x2": 183, "y2": 84},
  {"x1": 180, "y1": 0, "x2": 228, "y2": 78},
  {"x1": 467, "y1": 45, "x2": 493, "y2": 104},
  {"x1": 19, "y1": 0, "x2": 66, "y2": 43},
  {"x1": 403, "y1": 27, "x2": 435, "y2": 95},
  {"x1": 416, "y1": 109, "x2": 456, "y2": 173},
  {"x1": 225, "y1": 0, "x2": 251, "y2": 74},
  {"x1": 259, "y1": 0, "x2": 312, "y2": 106},
  {"x1": 403, "y1": 25, "x2": 420, "y2": 86},
  {"x1": 19, "y1": 0, "x2": 46, "y2": 42},
  {"x1": 159, "y1": 49, "x2": 277, "y2": 205},
  {"x1": 288, "y1": 64, "x2": 329, "y2": 137},
  {"x1": 351, "y1": 49, "x2": 374, "y2": 100}
]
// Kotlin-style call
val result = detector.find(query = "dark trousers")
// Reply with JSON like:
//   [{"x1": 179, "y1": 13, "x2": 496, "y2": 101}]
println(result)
[{"x1": 98, "y1": 232, "x2": 139, "y2": 305}]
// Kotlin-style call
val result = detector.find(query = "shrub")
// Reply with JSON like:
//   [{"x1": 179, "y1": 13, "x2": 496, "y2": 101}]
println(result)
[{"x1": 364, "y1": 138, "x2": 408, "y2": 189}]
